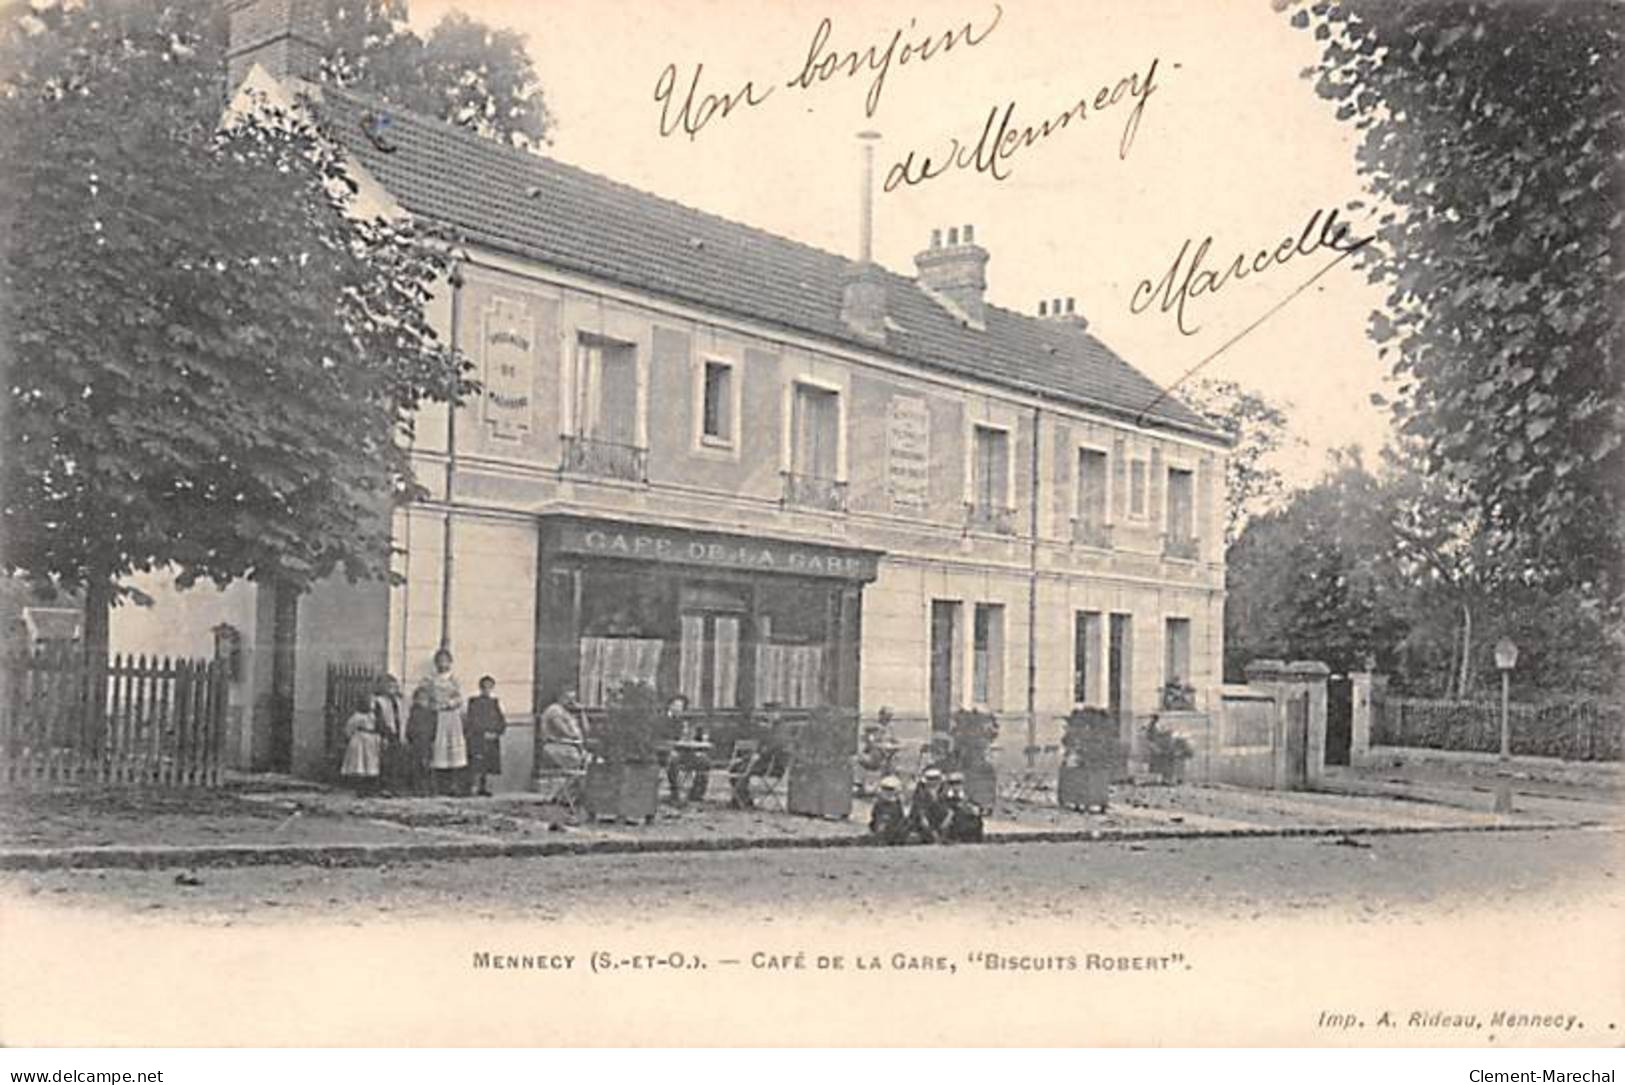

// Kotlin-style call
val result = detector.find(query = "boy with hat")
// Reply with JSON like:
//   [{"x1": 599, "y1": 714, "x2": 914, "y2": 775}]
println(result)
[
  {"x1": 906, "y1": 767, "x2": 951, "y2": 843},
  {"x1": 868, "y1": 775, "x2": 909, "y2": 844},
  {"x1": 942, "y1": 770, "x2": 985, "y2": 843}
]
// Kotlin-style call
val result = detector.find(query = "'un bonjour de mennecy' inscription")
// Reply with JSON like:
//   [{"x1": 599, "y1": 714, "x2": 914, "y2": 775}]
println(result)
[
  {"x1": 887, "y1": 395, "x2": 930, "y2": 509},
  {"x1": 483, "y1": 297, "x2": 535, "y2": 439},
  {"x1": 555, "y1": 523, "x2": 877, "y2": 581}
]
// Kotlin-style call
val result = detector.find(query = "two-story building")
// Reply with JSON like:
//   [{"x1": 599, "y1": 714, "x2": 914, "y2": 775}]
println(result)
[{"x1": 112, "y1": 1, "x2": 1232, "y2": 786}]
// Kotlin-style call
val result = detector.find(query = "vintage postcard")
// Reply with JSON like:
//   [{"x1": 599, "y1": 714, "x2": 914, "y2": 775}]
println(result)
[{"x1": 0, "y1": 0, "x2": 1620, "y2": 1049}]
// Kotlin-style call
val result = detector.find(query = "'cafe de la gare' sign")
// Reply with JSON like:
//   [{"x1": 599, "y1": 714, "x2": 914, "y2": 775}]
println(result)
[{"x1": 547, "y1": 518, "x2": 881, "y2": 582}]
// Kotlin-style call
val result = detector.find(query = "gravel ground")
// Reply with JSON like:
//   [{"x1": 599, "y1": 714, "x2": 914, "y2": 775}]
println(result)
[{"x1": 3, "y1": 824, "x2": 1618, "y2": 927}]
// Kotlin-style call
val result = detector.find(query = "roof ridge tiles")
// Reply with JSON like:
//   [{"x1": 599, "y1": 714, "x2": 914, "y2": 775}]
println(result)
[{"x1": 313, "y1": 83, "x2": 1225, "y2": 443}]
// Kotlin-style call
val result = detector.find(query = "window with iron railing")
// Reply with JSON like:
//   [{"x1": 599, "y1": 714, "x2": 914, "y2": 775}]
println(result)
[
  {"x1": 567, "y1": 333, "x2": 645, "y2": 481},
  {"x1": 785, "y1": 383, "x2": 843, "y2": 511},
  {"x1": 969, "y1": 425, "x2": 1014, "y2": 533},
  {"x1": 781, "y1": 472, "x2": 848, "y2": 512}
]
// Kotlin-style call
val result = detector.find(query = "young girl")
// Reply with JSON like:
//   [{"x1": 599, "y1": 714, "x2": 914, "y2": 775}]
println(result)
[
  {"x1": 464, "y1": 675, "x2": 507, "y2": 797},
  {"x1": 340, "y1": 702, "x2": 382, "y2": 795}
]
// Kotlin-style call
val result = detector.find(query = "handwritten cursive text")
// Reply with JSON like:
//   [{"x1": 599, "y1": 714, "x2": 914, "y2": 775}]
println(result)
[
  {"x1": 1130, "y1": 207, "x2": 1372, "y2": 336},
  {"x1": 883, "y1": 57, "x2": 1162, "y2": 191},
  {"x1": 787, "y1": 6, "x2": 1004, "y2": 118}
]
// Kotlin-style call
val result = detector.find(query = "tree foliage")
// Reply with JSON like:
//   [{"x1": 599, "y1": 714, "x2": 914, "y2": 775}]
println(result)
[
  {"x1": 1225, "y1": 445, "x2": 1621, "y2": 696},
  {"x1": 0, "y1": 0, "x2": 473, "y2": 626},
  {"x1": 1288, "y1": 0, "x2": 1623, "y2": 600},
  {"x1": 304, "y1": 0, "x2": 554, "y2": 149},
  {"x1": 1177, "y1": 378, "x2": 1297, "y2": 543},
  {"x1": 1224, "y1": 449, "x2": 1407, "y2": 680}
]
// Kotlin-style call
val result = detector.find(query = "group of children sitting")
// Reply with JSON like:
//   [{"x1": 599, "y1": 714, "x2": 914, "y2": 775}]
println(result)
[{"x1": 867, "y1": 766, "x2": 985, "y2": 845}]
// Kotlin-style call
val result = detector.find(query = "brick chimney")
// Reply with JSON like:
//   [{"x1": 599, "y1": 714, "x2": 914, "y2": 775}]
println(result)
[
  {"x1": 225, "y1": 0, "x2": 326, "y2": 93},
  {"x1": 915, "y1": 225, "x2": 990, "y2": 328},
  {"x1": 1037, "y1": 295, "x2": 1090, "y2": 332}
]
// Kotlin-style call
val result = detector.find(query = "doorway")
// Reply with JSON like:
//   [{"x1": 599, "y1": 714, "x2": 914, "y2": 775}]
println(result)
[
  {"x1": 1108, "y1": 613, "x2": 1132, "y2": 760},
  {"x1": 929, "y1": 601, "x2": 959, "y2": 733},
  {"x1": 1326, "y1": 675, "x2": 1353, "y2": 766}
]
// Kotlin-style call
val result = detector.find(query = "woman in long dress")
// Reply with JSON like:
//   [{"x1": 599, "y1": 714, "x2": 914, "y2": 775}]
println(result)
[{"x1": 414, "y1": 648, "x2": 467, "y2": 796}]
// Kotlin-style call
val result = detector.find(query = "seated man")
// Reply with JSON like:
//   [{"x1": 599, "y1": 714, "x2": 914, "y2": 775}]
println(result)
[
  {"x1": 942, "y1": 770, "x2": 985, "y2": 844},
  {"x1": 537, "y1": 689, "x2": 588, "y2": 774},
  {"x1": 906, "y1": 767, "x2": 951, "y2": 843},
  {"x1": 868, "y1": 775, "x2": 909, "y2": 844},
  {"x1": 728, "y1": 705, "x2": 791, "y2": 810},
  {"x1": 661, "y1": 694, "x2": 711, "y2": 803}
]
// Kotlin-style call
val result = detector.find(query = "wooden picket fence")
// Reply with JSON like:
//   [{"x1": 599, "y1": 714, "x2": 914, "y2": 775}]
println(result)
[{"x1": 0, "y1": 643, "x2": 228, "y2": 787}]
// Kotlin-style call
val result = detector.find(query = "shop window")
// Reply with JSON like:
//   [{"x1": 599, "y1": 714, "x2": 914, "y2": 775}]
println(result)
[
  {"x1": 573, "y1": 334, "x2": 639, "y2": 446},
  {"x1": 701, "y1": 360, "x2": 734, "y2": 446},
  {"x1": 972, "y1": 603, "x2": 1004, "y2": 709},
  {"x1": 755, "y1": 583, "x2": 830, "y2": 708},
  {"x1": 577, "y1": 571, "x2": 668, "y2": 708}
]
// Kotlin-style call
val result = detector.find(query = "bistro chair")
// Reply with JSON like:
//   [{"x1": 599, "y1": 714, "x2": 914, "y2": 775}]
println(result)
[
  {"x1": 724, "y1": 738, "x2": 791, "y2": 811},
  {"x1": 533, "y1": 740, "x2": 590, "y2": 827},
  {"x1": 1003, "y1": 743, "x2": 1063, "y2": 806}
]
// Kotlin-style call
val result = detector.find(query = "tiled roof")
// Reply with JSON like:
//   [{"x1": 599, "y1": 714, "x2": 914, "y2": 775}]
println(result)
[{"x1": 318, "y1": 87, "x2": 1224, "y2": 442}]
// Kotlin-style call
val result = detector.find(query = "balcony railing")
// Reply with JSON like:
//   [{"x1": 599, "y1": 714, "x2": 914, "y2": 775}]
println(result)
[
  {"x1": 560, "y1": 434, "x2": 648, "y2": 483},
  {"x1": 781, "y1": 471, "x2": 848, "y2": 513},
  {"x1": 1070, "y1": 518, "x2": 1114, "y2": 549},
  {"x1": 965, "y1": 502, "x2": 1017, "y2": 535},
  {"x1": 1163, "y1": 535, "x2": 1201, "y2": 561}
]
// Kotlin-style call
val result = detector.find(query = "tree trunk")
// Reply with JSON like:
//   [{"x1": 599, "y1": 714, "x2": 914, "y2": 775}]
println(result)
[
  {"x1": 269, "y1": 580, "x2": 300, "y2": 774},
  {"x1": 80, "y1": 575, "x2": 112, "y2": 753},
  {"x1": 1455, "y1": 602, "x2": 1473, "y2": 700}
]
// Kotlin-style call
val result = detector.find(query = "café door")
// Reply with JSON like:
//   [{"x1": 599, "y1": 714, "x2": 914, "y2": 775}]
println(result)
[{"x1": 678, "y1": 583, "x2": 745, "y2": 711}]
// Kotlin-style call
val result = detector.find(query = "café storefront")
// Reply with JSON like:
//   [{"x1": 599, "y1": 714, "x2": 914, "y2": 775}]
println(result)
[{"x1": 534, "y1": 516, "x2": 882, "y2": 733}]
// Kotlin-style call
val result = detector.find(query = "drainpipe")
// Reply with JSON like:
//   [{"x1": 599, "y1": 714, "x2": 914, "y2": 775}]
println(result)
[
  {"x1": 439, "y1": 257, "x2": 466, "y2": 654},
  {"x1": 1026, "y1": 401, "x2": 1041, "y2": 768}
]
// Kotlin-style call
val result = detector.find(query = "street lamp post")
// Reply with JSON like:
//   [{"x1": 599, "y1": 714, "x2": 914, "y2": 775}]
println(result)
[{"x1": 1493, "y1": 637, "x2": 1519, "y2": 814}]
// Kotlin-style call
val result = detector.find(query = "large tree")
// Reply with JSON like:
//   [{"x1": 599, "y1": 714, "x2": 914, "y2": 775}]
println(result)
[
  {"x1": 0, "y1": 0, "x2": 474, "y2": 664},
  {"x1": 291, "y1": 0, "x2": 555, "y2": 149},
  {"x1": 1288, "y1": 0, "x2": 1623, "y2": 601},
  {"x1": 1223, "y1": 449, "x2": 1408, "y2": 680},
  {"x1": 1177, "y1": 378, "x2": 1297, "y2": 544}
]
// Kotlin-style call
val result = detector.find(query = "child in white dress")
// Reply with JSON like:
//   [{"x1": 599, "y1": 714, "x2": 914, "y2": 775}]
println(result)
[{"x1": 340, "y1": 704, "x2": 382, "y2": 795}]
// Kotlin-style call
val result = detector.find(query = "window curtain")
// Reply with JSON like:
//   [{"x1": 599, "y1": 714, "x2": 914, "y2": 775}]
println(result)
[
  {"x1": 579, "y1": 636, "x2": 664, "y2": 707},
  {"x1": 755, "y1": 644, "x2": 823, "y2": 708},
  {"x1": 678, "y1": 614, "x2": 706, "y2": 705},
  {"x1": 712, "y1": 616, "x2": 740, "y2": 709}
]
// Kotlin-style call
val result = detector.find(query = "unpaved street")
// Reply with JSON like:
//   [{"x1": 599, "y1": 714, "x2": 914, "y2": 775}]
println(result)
[{"x1": 5, "y1": 825, "x2": 1619, "y2": 927}]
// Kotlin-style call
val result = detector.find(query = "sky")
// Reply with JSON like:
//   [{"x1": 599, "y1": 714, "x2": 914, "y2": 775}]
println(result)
[{"x1": 409, "y1": 0, "x2": 1396, "y2": 487}]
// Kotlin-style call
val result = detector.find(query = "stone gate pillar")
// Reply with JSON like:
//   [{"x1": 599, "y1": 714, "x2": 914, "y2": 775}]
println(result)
[
  {"x1": 1349, "y1": 671, "x2": 1374, "y2": 766},
  {"x1": 1286, "y1": 660, "x2": 1330, "y2": 787}
]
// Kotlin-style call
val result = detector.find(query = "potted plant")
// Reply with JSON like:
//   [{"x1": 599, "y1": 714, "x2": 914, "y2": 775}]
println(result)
[
  {"x1": 948, "y1": 707, "x2": 999, "y2": 812},
  {"x1": 584, "y1": 681, "x2": 662, "y2": 823},
  {"x1": 787, "y1": 707, "x2": 857, "y2": 820},
  {"x1": 1058, "y1": 706, "x2": 1118, "y2": 811},
  {"x1": 1159, "y1": 680, "x2": 1197, "y2": 711},
  {"x1": 1143, "y1": 715, "x2": 1194, "y2": 784}
]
